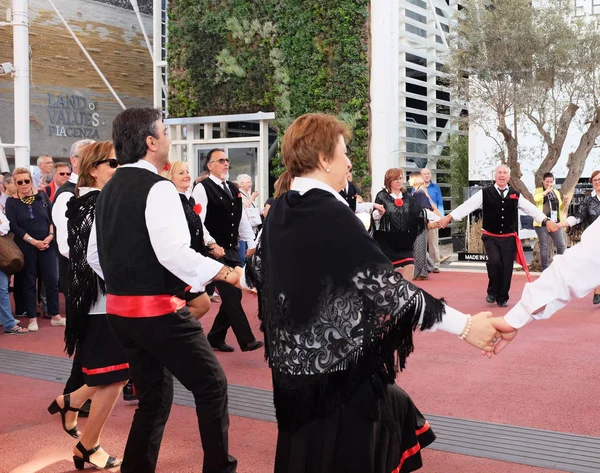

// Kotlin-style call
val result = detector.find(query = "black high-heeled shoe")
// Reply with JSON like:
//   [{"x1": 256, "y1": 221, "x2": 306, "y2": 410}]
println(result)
[
  {"x1": 73, "y1": 442, "x2": 122, "y2": 471},
  {"x1": 47, "y1": 393, "x2": 80, "y2": 439}
]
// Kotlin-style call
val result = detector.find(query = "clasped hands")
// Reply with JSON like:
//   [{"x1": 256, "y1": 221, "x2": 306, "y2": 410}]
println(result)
[{"x1": 464, "y1": 312, "x2": 518, "y2": 357}]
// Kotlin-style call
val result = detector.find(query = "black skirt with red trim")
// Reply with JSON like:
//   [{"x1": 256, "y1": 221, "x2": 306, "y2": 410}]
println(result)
[
  {"x1": 273, "y1": 383, "x2": 435, "y2": 473},
  {"x1": 80, "y1": 313, "x2": 130, "y2": 387},
  {"x1": 377, "y1": 239, "x2": 414, "y2": 268}
]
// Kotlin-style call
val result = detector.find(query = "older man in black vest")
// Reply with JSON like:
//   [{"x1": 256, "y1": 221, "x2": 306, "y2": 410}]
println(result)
[
  {"x1": 192, "y1": 149, "x2": 263, "y2": 353},
  {"x1": 90, "y1": 109, "x2": 239, "y2": 473},
  {"x1": 439, "y1": 165, "x2": 559, "y2": 307}
]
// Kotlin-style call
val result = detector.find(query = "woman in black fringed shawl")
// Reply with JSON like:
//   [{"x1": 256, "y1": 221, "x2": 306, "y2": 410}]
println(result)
[
  {"x1": 48, "y1": 142, "x2": 127, "y2": 470},
  {"x1": 372, "y1": 167, "x2": 431, "y2": 282},
  {"x1": 243, "y1": 113, "x2": 503, "y2": 473}
]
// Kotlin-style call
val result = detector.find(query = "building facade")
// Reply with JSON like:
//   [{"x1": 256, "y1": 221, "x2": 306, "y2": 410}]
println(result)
[{"x1": 0, "y1": 0, "x2": 153, "y2": 167}]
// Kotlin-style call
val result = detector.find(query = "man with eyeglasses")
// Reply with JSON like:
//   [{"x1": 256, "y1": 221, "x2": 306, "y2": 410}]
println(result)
[
  {"x1": 34, "y1": 155, "x2": 54, "y2": 189},
  {"x1": 43, "y1": 162, "x2": 71, "y2": 202},
  {"x1": 192, "y1": 148, "x2": 263, "y2": 353},
  {"x1": 51, "y1": 139, "x2": 95, "y2": 416}
]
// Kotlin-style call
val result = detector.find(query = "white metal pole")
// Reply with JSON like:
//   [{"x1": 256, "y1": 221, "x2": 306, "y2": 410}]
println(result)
[
  {"x1": 153, "y1": 0, "x2": 163, "y2": 110},
  {"x1": 13, "y1": 0, "x2": 30, "y2": 169}
]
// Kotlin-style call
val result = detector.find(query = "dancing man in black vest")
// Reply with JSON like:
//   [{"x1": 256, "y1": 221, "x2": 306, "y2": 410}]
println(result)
[
  {"x1": 89, "y1": 108, "x2": 239, "y2": 473},
  {"x1": 192, "y1": 149, "x2": 264, "y2": 353},
  {"x1": 439, "y1": 165, "x2": 559, "y2": 307}
]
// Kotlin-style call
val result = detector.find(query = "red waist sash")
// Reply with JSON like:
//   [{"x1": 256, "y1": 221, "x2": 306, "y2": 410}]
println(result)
[
  {"x1": 481, "y1": 230, "x2": 532, "y2": 282},
  {"x1": 107, "y1": 294, "x2": 186, "y2": 318}
]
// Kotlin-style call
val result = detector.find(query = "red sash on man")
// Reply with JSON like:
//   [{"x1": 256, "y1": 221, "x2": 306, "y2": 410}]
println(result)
[{"x1": 481, "y1": 230, "x2": 532, "y2": 282}]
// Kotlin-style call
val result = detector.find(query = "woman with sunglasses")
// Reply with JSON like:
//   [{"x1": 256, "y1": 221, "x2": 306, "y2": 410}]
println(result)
[
  {"x1": 161, "y1": 160, "x2": 212, "y2": 319},
  {"x1": 48, "y1": 141, "x2": 127, "y2": 470},
  {"x1": 5, "y1": 168, "x2": 64, "y2": 332}
]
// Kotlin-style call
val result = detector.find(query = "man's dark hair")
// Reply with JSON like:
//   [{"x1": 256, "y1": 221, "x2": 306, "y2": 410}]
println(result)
[
  {"x1": 112, "y1": 107, "x2": 162, "y2": 165},
  {"x1": 542, "y1": 172, "x2": 554, "y2": 180},
  {"x1": 204, "y1": 148, "x2": 226, "y2": 172}
]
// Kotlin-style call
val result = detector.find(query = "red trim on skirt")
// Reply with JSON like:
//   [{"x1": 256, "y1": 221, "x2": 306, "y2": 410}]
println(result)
[
  {"x1": 82, "y1": 362, "x2": 130, "y2": 375},
  {"x1": 391, "y1": 421, "x2": 431, "y2": 473},
  {"x1": 392, "y1": 258, "x2": 414, "y2": 267},
  {"x1": 107, "y1": 294, "x2": 186, "y2": 317}
]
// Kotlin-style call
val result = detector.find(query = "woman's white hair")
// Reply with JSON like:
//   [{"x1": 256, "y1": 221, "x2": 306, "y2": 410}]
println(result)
[{"x1": 236, "y1": 174, "x2": 252, "y2": 183}]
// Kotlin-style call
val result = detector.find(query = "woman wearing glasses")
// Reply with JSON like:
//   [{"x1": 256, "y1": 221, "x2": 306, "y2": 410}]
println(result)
[
  {"x1": 48, "y1": 141, "x2": 127, "y2": 470},
  {"x1": 557, "y1": 169, "x2": 600, "y2": 304},
  {"x1": 5, "y1": 168, "x2": 64, "y2": 331}
]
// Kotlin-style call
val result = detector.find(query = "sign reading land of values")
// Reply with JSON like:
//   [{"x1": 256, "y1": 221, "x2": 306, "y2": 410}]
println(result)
[{"x1": 47, "y1": 93, "x2": 101, "y2": 139}]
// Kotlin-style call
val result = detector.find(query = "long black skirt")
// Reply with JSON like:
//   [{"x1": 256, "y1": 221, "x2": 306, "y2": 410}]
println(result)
[
  {"x1": 80, "y1": 313, "x2": 130, "y2": 387},
  {"x1": 274, "y1": 383, "x2": 435, "y2": 473}
]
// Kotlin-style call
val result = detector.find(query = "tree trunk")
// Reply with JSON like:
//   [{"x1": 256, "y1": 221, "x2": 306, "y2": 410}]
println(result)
[
  {"x1": 560, "y1": 106, "x2": 600, "y2": 219},
  {"x1": 531, "y1": 103, "x2": 579, "y2": 187},
  {"x1": 497, "y1": 112, "x2": 534, "y2": 201}
]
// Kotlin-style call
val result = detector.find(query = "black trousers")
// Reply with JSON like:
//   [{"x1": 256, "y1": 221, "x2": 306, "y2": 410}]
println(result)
[
  {"x1": 208, "y1": 281, "x2": 256, "y2": 348},
  {"x1": 17, "y1": 243, "x2": 59, "y2": 317},
  {"x1": 482, "y1": 235, "x2": 516, "y2": 303},
  {"x1": 108, "y1": 309, "x2": 237, "y2": 473}
]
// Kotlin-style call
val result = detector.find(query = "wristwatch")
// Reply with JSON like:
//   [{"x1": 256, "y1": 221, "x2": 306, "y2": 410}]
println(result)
[
  {"x1": 26, "y1": 236, "x2": 33, "y2": 244},
  {"x1": 542, "y1": 218, "x2": 549, "y2": 226}
]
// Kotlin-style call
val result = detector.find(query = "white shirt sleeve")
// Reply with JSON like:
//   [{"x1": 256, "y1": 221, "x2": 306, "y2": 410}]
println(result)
[
  {"x1": 52, "y1": 191, "x2": 73, "y2": 258},
  {"x1": 146, "y1": 181, "x2": 223, "y2": 292},
  {"x1": 449, "y1": 190, "x2": 483, "y2": 221},
  {"x1": 504, "y1": 219, "x2": 600, "y2": 328},
  {"x1": 355, "y1": 202, "x2": 374, "y2": 213},
  {"x1": 518, "y1": 195, "x2": 547, "y2": 224},
  {"x1": 566, "y1": 216, "x2": 581, "y2": 227},
  {"x1": 192, "y1": 184, "x2": 217, "y2": 245},
  {"x1": 0, "y1": 209, "x2": 10, "y2": 236},
  {"x1": 424, "y1": 305, "x2": 469, "y2": 335},
  {"x1": 425, "y1": 209, "x2": 440, "y2": 222},
  {"x1": 87, "y1": 219, "x2": 103, "y2": 279},
  {"x1": 238, "y1": 210, "x2": 257, "y2": 249}
]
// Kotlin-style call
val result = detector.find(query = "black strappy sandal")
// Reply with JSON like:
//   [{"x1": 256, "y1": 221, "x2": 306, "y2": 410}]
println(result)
[
  {"x1": 73, "y1": 442, "x2": 122, "y2": 470},
  {"x1": 47, "y1": 393, "x2": 80, "y2": 439}
]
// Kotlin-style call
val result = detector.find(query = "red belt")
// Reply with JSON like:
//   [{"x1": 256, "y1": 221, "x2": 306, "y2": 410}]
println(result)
[
  {"x1": 481, "y1": 230, "x2": 532, "y2": 282},
  {"x1": 107, "y1": 294, "x2": 186, "y2": 318}
]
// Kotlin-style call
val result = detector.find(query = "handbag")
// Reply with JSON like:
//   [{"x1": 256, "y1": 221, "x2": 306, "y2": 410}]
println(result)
[{"x1": 0, "y1": 234, "x2": 24, "y2": 275}]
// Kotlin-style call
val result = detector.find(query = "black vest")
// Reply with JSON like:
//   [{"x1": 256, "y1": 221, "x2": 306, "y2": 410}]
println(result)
[
  {"x1": 95, "y1": 167, "x2": 187, "y2": 296},
  {"x1": 340, "y1": 182, "x2": 359, "y2": 212},
  {"x1": 482, "y1": 186, "x2": 519, "y2": 234},
  {"x1": 201, "y1": 177, "x2": 243, "y2": 249},
  {"x1": 54, "y1": 180, "x2": 76, "y2": 294}
]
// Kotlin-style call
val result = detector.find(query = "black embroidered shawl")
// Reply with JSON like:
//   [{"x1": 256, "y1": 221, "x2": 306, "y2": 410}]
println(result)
[
  {"x1": 245, "y1": 189, "x2": 444, "y2": 430},
  {"x1": 64, "y1": 191, "x2": 106, "y2": 356},
  {"x1": 372, "y1": 189, "x2": 427, "y2": 252}
]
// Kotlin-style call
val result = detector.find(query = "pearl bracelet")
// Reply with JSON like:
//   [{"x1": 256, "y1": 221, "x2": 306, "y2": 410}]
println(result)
[{"x1": 458, "y1": 314, "x2": 472, "y2": 340}]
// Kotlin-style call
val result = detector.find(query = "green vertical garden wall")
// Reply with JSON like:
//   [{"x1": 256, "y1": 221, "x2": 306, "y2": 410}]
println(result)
[{"x1": 168, "y1": 0, "x2": 371, "y2": 187}]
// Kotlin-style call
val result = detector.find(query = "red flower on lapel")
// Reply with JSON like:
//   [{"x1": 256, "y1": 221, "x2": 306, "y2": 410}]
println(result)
[
  {"x1": 163, "y1": 163, "x2": 171, "y2": 171},
  {"x1": 193, "y1": 203, "x2": 202, "y2": 215},
  {"x1": 237, "y1": 193, "x2": 242, "y2": 198},
  {"x1": 509, "y1": 194, "x2": 519, "y2": 200},
  {"x1": 394, "y1": 198, "x2": 404, "y2": 207}
]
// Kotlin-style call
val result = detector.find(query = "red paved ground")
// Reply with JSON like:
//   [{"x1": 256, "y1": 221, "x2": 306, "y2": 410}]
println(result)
[{"x1": 3, "y1": 270, "x2": 597, "y2": 472}]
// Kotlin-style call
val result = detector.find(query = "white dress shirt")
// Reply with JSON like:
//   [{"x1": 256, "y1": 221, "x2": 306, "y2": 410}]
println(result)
[
  {"x1": 0, "y1": 207, "x2": 11, "y2": 236},
  {"x1": 450, "y1": 185, "x2": 547, "y2": 225},
  {"x1": 505, "y1": 218, "x2": 600, "y2": 328},
  {"x1": 191, "y1": 174, "x2": 257, "y2": 249},
  {"x1": 565, "y1": 191, "x2": 600, "y2": 227},
  {"x1": 241, "y1": 176, "x2": 469, "y2": 335},
  {"x1": 52, "y1": 172, "x2": 79, "y2": 258},
  {"x1": 87, "y1": 160, "x2": 223, "y2": 293}
]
